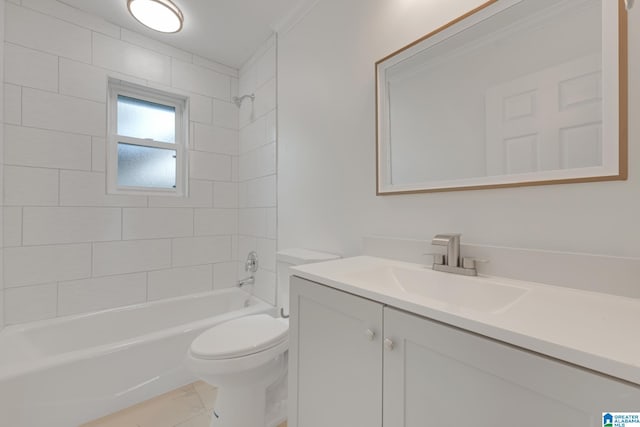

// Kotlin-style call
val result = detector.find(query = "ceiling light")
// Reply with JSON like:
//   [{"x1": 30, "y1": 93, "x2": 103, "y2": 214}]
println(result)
[{"x1": 127, "y1": 0, "x2": 184, "y2": 33}]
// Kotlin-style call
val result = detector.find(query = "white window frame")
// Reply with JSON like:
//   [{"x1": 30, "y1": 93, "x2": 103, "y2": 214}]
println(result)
[{"x1": 107, "y1": 79, "x2": 189, "y2": 197}]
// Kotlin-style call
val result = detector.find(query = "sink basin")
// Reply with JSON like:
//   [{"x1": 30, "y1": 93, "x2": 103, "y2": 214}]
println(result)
[{"x1": 342, "y1": 265, "x2": 528, "y2": 313}]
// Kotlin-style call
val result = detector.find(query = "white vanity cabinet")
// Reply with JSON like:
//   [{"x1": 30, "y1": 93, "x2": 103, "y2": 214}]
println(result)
[
  {"x1": 288, "y1": 276, "x2": 384, "y2": 427},
  {"x1": 290, "y1": 277, "x2": 640, "y2": 427}
]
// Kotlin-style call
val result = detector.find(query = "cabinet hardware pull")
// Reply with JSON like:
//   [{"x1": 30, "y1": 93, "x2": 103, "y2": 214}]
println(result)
[
  {"x1": 384, "y1": 338, "x2": 394, "y2": 351},
  {"x1": 365, "y1": 329, "x2": 375, "y2": 341}
]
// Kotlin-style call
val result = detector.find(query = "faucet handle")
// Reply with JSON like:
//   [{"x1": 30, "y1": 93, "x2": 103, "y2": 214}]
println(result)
[
  {"x1": 462, "y1": 257, "x2": 488, "y2": 270},
  {"x1": 424, "y1": 253, "x2": 445, "y2": 265}
]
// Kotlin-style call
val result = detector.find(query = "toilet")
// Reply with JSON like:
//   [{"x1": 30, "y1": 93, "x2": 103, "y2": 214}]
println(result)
[{"x1": 185, "y1": 248, "x2": 340, "y2": 427}]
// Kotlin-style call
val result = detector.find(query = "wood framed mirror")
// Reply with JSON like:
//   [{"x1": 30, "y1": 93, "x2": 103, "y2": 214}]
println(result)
[{"x1": 375, "y1": 0, "x2": 628, "y2": 195}]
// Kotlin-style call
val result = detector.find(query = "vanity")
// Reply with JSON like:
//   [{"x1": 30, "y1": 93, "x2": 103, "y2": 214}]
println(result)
[{"x1": 287, "y1": 256, "x2": 640, "y2": 427}]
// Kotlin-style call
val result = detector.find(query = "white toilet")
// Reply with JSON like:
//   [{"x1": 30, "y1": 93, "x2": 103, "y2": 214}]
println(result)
[{"x1": 185, "y1": 248, "x2": 340, "y2": 427}]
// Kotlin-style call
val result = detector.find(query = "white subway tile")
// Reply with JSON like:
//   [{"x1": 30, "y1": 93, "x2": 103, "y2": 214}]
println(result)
[
  {"x1": 238, "y1": 208, "x2": 268, "y2": 238},
  {"x1": 239, "y1": 116, "x2": 267, "y2": 154},
  {"x1": 237, "y1": 235, "x2": 257, "y2": 260},
  {"x1": 266, "y1": 110, "x2": 277, "y2": 143},
  {"x1": 192, "y1": 56, "x2": 238, "y2": 78},
  {"x1": 189, "y1": 93, "x2": 213, "y2": 124},
  {"x1": 254, "y1": 268, "x2": 276, "y2": 305},
  {"x1": 213, "y1": 100, "x2": 238, "y2": 129},
  {"x1": 58, "y1": 273, "x2": 147, "y2": 316},
  {"x1": 59, "y1": 58, "x2": 107, "y2": 102},
  {"x1": 5, "y1": 125, "x2": 91, "y2": 170},
  {"x1": 4, "y1": 165, "x2": 58, "y2": 206},
  {"x1": 92, "y1": 137, "x2": 106, "y2": 172},
  {"x1": 93, "y1": 239, "x2": 171, "y2": 276},
  {"x1": 4, "y1": 283, "x2": 57, "y2": 324},
  {"x1": 21, "y1": 0, "x2": 120, "y2": 38},
  {"x1": 256, "y1": 238, "x2": 277, "y2": 272},
  {"x1": 231, "y1": 156, "x2": 239, "y2": 182},
  {"x1": 238, "y1": 142, "x2": 276, "y2": 181},
  {"x1": 245, "y1": 175, "x2": 276, "y2": 207},
  {"x1": 4, "y1": 84, "x2": 21, "y2": 125},
  {"x1": 238, "y1": 97, "x2": 253, "y2": 129},
  {"x1": 4, "y1": 43, "x2": 58, "y2": 91},
  {"x1": 3, "y1": 207, "x2": 22, "y2": 247},
  {"x1": 266, "y1": 208, "x2": 277, "y2": 240},
  {"x1": 93, "y1": 33, "x2": 171, "y2": 85},
  {"x1": 122, "y1": 208, "x2": 193, "y2": 240},
  {"x1": 4, "y1": 244, "x2": 91, "y2": 287},
  {"x1": 0, "y1": 291, "x2": 4, "y2": 330},
  {"x1": 231, "y1": 77, "x2": 239, "y2": 99},
  {"x1": 171, "y1": 60, "x2": 231, "y2": 100},
  {"x1": 121, "y1": 29, "x2": 192, "y2": 62},
  {"x1": 213, "y1": 262, "x2": 238, "y2": 289},
  {"x1": 254, "y1": 78, "x2": 276, "y2": 118},
  {"x1": 5, "y1": 2, "x2": 91, "y2": 62},
  {"x1": 194, "y1": 123, "x2": 238, "y2": 155},
  {"x1": 238, "y1": 62, "x2": 257, "y2": 98},
  {"x1": 238, "y1": 182, "x2": 248, "y2": 208},
  {"x1": 232, "y1": 235, "x2": 239, "y2": 261},
  {"x1": 190, "y1": 151, "x2": 232, "y2": 181},
  {"x1": 23, "y1": 207, "x2": 121, "y2": 245},
  {"x1": 147, "y1": 265, "x2": 212, "y2": 301},
  {"x1": 213, "y1": 182, "x2": 238, "y2": 208},
  {"x1": 172, "y1": 236, "x2": 232, "y2": 267},
  {"x1": 194, "y1": 209, "x2": 237, "y2": 236},
  {"x1": 22, "y1": 88, "x2": 106, "y2": 137},
  {"x1": 149, "y1": 180, "x2": 212, "y2": 208},
  {"x1": 256, "y1": 46, "x2": 276, "y2": 88},
  {"x1": 60, "y1": 170, "x2": 147, "y2": 207}
]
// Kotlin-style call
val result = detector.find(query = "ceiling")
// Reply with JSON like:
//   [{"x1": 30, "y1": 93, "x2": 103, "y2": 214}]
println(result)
[{"x1": 58, "y1": 0, "x2": 301, "y2": 68}]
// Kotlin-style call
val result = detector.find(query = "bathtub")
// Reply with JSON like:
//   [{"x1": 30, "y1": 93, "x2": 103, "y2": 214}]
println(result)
[{"x1": 0, "y1": 288, "x2": 273, "y2": 427}]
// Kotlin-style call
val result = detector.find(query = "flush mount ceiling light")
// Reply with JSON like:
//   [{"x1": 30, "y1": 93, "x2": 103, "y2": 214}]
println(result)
[{"x1": 127, "y1": 0, "x2": 184, "y2": 33}]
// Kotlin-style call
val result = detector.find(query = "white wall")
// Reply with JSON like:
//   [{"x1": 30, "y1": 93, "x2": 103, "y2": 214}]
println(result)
[
  {"x1": 279, "y1": 0, "x2": 640, "y2": 260},
  {"x1": 237, "y1": 36, "x2": 278, "y2": 304},
  {"x1": 2, "y1": 0, "x2": 241, "y2": 325},
  {"x1": 0, "y1": 0, "x2": 4, "y2": 330}
]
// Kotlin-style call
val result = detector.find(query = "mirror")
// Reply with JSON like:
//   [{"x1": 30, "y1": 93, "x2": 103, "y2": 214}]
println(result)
[{"x1": 376, "y1": 0, "x2": 627, "y2": 195}]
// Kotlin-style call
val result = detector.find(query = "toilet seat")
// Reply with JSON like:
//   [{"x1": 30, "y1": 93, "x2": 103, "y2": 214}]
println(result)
[{"x1": 190, "y1": 314, "x2": 288, "y2": 360}]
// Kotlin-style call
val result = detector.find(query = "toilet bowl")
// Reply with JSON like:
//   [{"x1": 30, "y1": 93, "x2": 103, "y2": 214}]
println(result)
[
  {"x1": 185, "y1": 314, "x2": 289, "y2": 427},
  {"x1": 185, "y1": 248, "x2": 340, "y2": 427}
]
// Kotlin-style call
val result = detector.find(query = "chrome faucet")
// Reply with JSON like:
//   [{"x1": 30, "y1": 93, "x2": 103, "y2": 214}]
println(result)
[
  {"x1": 432, "y1": 234, "x2": 460, "y2": 267},
  {"x1": 430, "y1": 233, "x2": 485, "y2": 276},
  {"x1": 238, "y1": 251, "x2": 259, "y2": 289},
  {"x1": 237, "y1": 275, "x2": 255, "y2": 288}
]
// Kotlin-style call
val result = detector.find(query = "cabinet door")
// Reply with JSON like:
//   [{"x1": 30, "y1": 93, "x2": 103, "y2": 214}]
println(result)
[
  {"x1": 289, "y1": 277, "x2": 383, "y2": 427},
  {"x1": 383, "y1": 307, "x2": 640, "y2": 427}
]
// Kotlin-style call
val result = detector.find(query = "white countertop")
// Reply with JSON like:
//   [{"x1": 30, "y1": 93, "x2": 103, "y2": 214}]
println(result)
[{"x1": 291, "y1": 256, "x2": 640, "y2": 386}]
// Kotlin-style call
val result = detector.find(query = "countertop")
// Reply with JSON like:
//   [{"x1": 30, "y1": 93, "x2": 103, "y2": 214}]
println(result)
[{"x1": 291, "y1": 256, "x2": 640, "y2": 386}]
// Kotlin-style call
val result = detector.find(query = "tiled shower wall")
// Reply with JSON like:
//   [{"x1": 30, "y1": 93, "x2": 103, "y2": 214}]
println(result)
[
  {"x1": 237, "y1": 36, "x2": 277, "y2": 304},
  {"x1": 1, "y1": 0, "x2": 242, "y2": 325}
]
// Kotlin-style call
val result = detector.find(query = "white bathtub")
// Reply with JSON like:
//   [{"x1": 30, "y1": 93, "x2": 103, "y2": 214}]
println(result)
[{"x1": 0, "y1": 288, "x2": 273, "y2": 427}]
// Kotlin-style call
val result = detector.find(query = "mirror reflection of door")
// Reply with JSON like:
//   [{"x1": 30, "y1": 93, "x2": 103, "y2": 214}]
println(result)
[{"x1": 486, "y1": 54, "x2": 602, "y2": 176}]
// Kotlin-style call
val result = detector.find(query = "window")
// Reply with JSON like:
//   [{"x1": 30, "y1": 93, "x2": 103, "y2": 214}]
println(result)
[{"x1": 107, "y1": 79, "x2": 188, "y2": 196}]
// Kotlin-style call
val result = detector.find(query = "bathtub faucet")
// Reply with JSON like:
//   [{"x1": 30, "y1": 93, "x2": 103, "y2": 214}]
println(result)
[{"x1": 237, "y1": 275, "x2": 255, "y2": 288}]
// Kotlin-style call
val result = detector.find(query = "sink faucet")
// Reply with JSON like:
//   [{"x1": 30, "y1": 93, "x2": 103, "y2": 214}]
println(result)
[
  {"x1": 431, "y1": 234, "x2": 460, "y2": 267},
  {"x1": 430, "y1": 234, "x2": 484, "y2": 276}
]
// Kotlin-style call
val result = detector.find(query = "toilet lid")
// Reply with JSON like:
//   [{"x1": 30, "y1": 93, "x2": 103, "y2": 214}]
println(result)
[{"x1": 190, "y1": 314, "x2": 288, "y2": 360}]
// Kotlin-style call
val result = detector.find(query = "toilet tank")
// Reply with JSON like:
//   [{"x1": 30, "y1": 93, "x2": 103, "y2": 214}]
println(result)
[{"x1": 277, "y1": 248, "x2": 340, "y2": 316}]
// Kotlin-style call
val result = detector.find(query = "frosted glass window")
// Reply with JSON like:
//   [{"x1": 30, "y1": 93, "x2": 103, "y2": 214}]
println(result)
[
  {"x1": 117, "y1": 95, "x2": 176, "y2": 143},
  {"x1": 117, "y1": 143, "x2": 176, "y2": 189}
]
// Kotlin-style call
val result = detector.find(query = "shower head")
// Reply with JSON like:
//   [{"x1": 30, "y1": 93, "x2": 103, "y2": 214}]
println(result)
[{"x1": 232, "y1": 93, "x2": 255, "y2": 108}]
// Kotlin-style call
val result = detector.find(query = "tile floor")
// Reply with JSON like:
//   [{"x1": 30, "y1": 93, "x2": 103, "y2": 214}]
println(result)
[{"x1": 82, "y1": 381, "x2": 287, "y2": 427}]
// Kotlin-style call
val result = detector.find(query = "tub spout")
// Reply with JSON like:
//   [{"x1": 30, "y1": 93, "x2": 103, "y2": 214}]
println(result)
[{"x1": 237, "y1": 275, "x2": 255, "y2": 288}]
